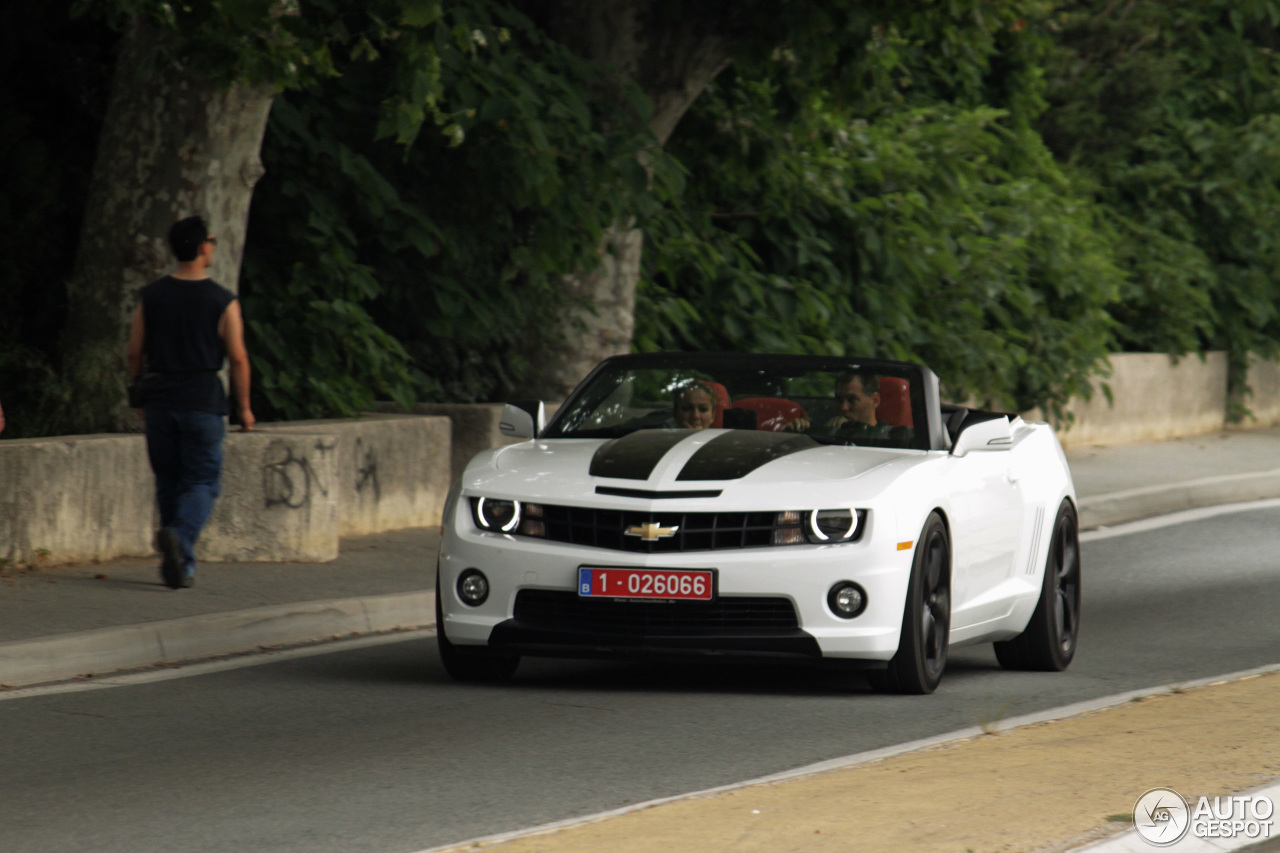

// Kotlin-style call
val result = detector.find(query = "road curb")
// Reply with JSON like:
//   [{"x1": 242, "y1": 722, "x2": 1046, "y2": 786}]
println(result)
[
  {"x1": 1078, "y1": 469, "x2": 1280, "y2": 529},
  {"x1": 0, "y1": 591, "x2": 434, "y2": 689}
]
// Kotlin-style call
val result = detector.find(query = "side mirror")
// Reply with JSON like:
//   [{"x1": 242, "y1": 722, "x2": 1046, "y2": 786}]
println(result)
[
  {"x1": 951, "y1": 416, "x2": 1013, "y2": 457},
  {"x1": 499, "y1": 400, "x2": 546, "y2": 439}
]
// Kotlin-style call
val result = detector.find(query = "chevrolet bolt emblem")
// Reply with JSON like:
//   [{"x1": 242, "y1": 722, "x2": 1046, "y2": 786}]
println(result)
[{"x1": 625, "y1": 522, "x2": 679, "y2": 541}]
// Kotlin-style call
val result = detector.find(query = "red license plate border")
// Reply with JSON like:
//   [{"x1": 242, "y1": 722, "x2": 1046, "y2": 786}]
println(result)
[{"x1": 576, "y1": 566, "x2": 718, "y2": 601}]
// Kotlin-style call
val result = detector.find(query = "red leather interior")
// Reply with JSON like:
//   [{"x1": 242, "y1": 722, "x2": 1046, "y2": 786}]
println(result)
[
  {"x1": 731, "y1": 397, "x2": 807, "y2": 432},
  {"x1": 875, "y1": 377, "x2": 913, "y2": 427},
  {"x1": 704, "y1": 381, "x2": 730, "y2": 428}
]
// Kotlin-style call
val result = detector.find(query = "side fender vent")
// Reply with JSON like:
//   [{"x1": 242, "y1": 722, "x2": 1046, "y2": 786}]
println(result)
[{"x1": 1025, "y1": 504, "x2": 1046, "y2": 575}]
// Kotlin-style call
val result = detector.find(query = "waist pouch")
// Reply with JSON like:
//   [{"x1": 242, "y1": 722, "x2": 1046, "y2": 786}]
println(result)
[{"x1": 127, "y1": 370, "x2": 217, "y2": 409}]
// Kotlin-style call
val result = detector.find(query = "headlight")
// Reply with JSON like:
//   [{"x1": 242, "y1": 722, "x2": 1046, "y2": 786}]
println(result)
[
  {"x1": 521, "y1": 503, "x2": 545, "y2": 537},
  {"x1": 773, "y1": 511, "x2": 806, "y2": 545},
  {"x1": 470, "y1": 498, "x2": 547, "y2": 536},
  {"x1": 807, "y1": 509, "x2": 866, "y2": 544},
  {"x1": 773, "y1": 509, "x2": 867, "y2": 545},
  {"x1": 472, "y1": 497, "x2": 521, "y2": 532}
]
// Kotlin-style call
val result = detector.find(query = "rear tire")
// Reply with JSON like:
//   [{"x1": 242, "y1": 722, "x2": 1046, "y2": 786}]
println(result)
[
  {"x1": 868, "y1": 512, "x2": 951, "y2": 695},
  {"x1": 994, "y1": 499, "x2": 1081, "y2": 672},
  {"x1": 436, "y1": 572, "x2": 520, "y2": 682}
]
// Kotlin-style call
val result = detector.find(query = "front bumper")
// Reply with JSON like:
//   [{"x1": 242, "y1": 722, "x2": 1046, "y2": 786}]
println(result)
[
  {"x1": 489, "y1": 589, "x2": 823, "y2": 659},
  {"x1": 438, "y1": 504, "x2": 915, "y2": 662}
]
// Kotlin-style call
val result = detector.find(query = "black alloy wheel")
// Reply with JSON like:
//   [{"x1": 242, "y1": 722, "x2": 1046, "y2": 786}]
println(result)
[
  {"x1": 994, "y1": 498, "x2": 1081, "y2": 672},
  {"x1": 869, "y1": 512, "x2": 951, "y2": 694}
]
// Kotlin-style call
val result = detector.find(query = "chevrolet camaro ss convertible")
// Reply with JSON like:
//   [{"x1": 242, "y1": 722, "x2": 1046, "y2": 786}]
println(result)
[{"x1": 435, "y1": 353, "x2": 1081, "y2": 694}]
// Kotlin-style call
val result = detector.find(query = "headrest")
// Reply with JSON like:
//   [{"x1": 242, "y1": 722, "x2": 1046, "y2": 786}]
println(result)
[
  {"x1": 703, "y1": 381, "x2": 730, "y2": 428},
  {"x1": 730, "y1": 397, "x2": 808, "y2": 431},
  {"x1": 875, "y1": 377, "x2": 913, "y2": 427}
]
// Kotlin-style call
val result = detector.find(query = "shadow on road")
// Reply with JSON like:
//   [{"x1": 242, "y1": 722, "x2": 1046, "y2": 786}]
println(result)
[{"x1": 311, "y1": 633, "x2": 1011, "y2": 699}]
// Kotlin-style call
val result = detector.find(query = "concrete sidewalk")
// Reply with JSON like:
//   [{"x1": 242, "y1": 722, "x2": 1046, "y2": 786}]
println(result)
[
  {"x1": 1070, "y1": 426, "x2": 1280, "y2": 529},
  {"x1": 0, "y1": 527, "x2": 439, "y2": 688},
  {"x1": 2, "y1": 427, "x2": 1278, "y2": 852}
]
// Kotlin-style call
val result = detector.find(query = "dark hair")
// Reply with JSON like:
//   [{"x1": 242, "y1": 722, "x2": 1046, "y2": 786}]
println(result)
[
  {"x1": 168, "y1": 216, "x2": 208, "y2": 262},
  {"x1": 835, "y1": 371, "x2": 880, "y2": 394}
]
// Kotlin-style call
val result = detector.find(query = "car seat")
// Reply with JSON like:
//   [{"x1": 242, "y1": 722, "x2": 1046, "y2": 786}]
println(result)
[
  {"x1": 875, "y1": 377, "x2": 913, "y2": 427},
  {"x1": 703, "y1": 381, "x2": 731, "y2": 428},
  {"x1": 730, "y1": 397, "x2": 807, "y2": 432}
]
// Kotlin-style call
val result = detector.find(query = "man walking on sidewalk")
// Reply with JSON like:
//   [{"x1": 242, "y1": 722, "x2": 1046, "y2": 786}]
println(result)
[{"x1": 127, "y1": 215, "x2": 255, "y2": 589}]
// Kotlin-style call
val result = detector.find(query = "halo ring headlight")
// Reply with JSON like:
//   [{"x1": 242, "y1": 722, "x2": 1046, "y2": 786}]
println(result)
[
  {"x1": 809, "y1": 508, "x2": 861, "y2": 543},
  {"x1": 476, "y1": 497, "x2": 521, "y2": 532}
]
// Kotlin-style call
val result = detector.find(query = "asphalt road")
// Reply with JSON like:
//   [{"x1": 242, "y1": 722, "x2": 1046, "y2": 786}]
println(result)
[{"x1": 3, "y1": 506, "x2": 1279, "y2": 853}]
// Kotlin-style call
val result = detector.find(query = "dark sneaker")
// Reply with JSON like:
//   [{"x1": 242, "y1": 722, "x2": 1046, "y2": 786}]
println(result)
[
  {"x1": 157, "y1": 527, "x2": 183, "y2": 590},
  {"x1": 179, "y1": 574, "x2": 195, "y2": 589}
]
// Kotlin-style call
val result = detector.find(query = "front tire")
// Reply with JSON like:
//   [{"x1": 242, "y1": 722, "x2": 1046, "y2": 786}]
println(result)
[
  {"x1": 994, "y1": 498, "x2": 1081, "y2": 672},
  {"x1": 435, "y1": 571, "x2": 520, "y2": 682},
  {"x1": 869, "y1": 512, "x2": 951, "y2": 694}
]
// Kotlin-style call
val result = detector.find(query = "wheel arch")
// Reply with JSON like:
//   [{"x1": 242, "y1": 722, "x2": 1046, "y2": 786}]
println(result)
[{"x1": 926, "y1": 505, "x2": 954, "y2": 579}]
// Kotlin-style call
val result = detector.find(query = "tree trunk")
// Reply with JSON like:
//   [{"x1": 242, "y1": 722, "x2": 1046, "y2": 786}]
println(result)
[
  {"x1": 529, "y1": 1, "x2": 737, "y2": 400},
  {"x1": 59, "y1": 16, "x2": 273, "y2": 434},
  {"x1": 535, "y1": 223, "x2": 646, "y2": 398}
]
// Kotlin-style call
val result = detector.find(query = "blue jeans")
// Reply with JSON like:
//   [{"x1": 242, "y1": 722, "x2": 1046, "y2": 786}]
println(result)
[{"x1": 144, "y1": 409, "x2": 225, "y2": 578}]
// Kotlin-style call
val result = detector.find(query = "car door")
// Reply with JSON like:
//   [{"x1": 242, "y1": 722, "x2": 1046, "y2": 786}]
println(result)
[{"x1": 946, "y1": 419, "x2": 1025, "y2": 629}]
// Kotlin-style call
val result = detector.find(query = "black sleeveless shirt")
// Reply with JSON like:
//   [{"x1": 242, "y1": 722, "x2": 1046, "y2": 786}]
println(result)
[{"x1": 140, "y1": 276, "x2": 236, "y2": 415}]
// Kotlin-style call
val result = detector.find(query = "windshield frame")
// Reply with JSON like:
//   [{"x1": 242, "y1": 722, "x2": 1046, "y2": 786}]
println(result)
[{"x1": 541, "y1": 352, "x2": 948, "y2": 451}]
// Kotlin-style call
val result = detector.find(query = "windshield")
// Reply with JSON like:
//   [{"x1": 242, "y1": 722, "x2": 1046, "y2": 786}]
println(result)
[{"x1": 545, "y1": 357, "x2": 928, "y2": 450}]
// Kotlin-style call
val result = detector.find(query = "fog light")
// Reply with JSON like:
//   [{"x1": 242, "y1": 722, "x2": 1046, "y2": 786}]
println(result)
[
  {"x1": 828, "y1": 582, "x2": 867, "y2": 619},
  {"x1": 457, "y1": 569, "x2": 490, "y2": 606}
]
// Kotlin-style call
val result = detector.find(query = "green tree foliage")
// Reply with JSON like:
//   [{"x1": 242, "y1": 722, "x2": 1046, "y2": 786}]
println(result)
[
  {"x1": 637, "y1": 3, "x2": 1124, "y2": 416},
  {"x1": 241, "y1": 1, "x2": 655, "y2": 418},
  {"x1": 6, "y1": 1, "x2": 1280, "y2": 435},
  {"x1": 1039, "y1": 0, "x2": 1280, "y2": 403}
]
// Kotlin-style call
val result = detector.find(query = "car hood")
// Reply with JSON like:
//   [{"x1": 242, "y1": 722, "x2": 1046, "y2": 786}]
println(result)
[{"x1": 462, "y1": 429, "x2": 925, "y2": 507}]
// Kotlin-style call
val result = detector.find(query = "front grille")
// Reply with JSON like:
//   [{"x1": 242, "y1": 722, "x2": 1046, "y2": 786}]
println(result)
[
  {"x1": 512, "y1": 590, "x2": 800, "y2": 635},
  {"x1": 531, "y1": 505, "x2": 797, "y2": 552}
]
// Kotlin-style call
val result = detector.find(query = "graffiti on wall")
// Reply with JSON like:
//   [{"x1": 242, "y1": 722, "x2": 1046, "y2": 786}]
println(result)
[
  {"x1": 263, "y1": 439, "x2": 334, "y2": 509},
  {"x1": 354, "y1": 436, "x2": 381, "y2": 502}
]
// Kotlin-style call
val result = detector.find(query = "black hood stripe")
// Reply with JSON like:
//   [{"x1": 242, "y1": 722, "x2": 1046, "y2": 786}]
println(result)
[
  {"x1": 589, "y1": 430, "x2": 695, "y2": 480},
  {"x1": 677, "y1": 431, "x2": 819, "y2": 481}
]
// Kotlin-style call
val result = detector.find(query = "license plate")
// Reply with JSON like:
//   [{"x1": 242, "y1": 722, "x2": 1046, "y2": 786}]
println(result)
[{"x1": 577, "y1": 567, "x2": 714, "y2": 600}]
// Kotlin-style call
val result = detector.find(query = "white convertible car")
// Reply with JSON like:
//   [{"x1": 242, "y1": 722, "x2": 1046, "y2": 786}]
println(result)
[{"x1": 435, "y1": 353, "x2": 1081, "y2": 694}]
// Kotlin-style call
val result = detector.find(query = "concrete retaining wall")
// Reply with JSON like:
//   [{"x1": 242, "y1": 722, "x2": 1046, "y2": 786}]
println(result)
[
  {"x1": 0, "y1": 414, "x2": 449, "y2": 566},
  {"x1": 372, "y1": 402, "x2": 519, "y2": 483},
  {"x1": 4, "y1": 353, "x2": 1280, "y2": 565},
  {"x1": 0, "y1": 433, "x2": 155, "y2": 565},
  {"x1": 1245, "y1": 355, "x2": 1280, "y2": 428},
  {"x1": 202, "y1": 430, "x2": 340, "y2": 562},
  {"x1": 258, "y1": 414, "x2": 450, "y2": 537},
  {"x1": 1051, "y1": 352, "x2": 1229, "y2": 449}
]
